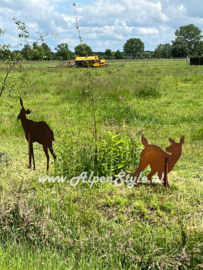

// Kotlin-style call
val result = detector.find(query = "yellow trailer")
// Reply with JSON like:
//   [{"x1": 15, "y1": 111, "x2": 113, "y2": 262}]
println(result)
[{"x1": 75, "y1": 55, "x2": 107, "y2": 68}]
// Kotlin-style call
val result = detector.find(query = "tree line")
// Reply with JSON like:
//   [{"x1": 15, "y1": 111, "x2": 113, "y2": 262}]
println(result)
[
  {"x1": 1, "y1": 24, "x2": 203, "y2": 60},
  {"x1": 154, "y1": 24, "x2": 203, "y2": 58},
  {"x1": 123, "y1": 24, "x2": 203, "y2": 59}
]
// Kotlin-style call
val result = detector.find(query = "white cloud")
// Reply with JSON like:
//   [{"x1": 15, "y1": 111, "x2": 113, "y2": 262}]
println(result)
[
  {"x1": 0, "y1": 0, "x2": 203, "y2": 52},
  {"x1": 138, "y1": 27, "x2": 159, "y2": 35}
]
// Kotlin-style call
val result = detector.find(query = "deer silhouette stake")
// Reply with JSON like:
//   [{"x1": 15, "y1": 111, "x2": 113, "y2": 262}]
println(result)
[
  {"x1": 18, "y1": 98, "x2": 56, "y2": 171},
  {"x1": 133, "y1": 135, "x2": 184, "y2": 188}
]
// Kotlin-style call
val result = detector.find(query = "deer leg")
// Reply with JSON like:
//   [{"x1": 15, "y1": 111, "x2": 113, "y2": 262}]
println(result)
[
  {"x1": 147, "y1": 171, "x2": 156, "y2": 188},
  {"x1": 43, "y1": 145, "x2": 49, "y2": 172},
  {"x1": 133, "y1": 166, "x2": 144, "y2": 187},
  {"x1": 31, "y1": 143, "x2": 35, "y2": 170},
  {"x1": 49, "y1": 147, "x2": 56, "y2": 162},
  {"x1": 28, "y1": 137, "x2": 31, "y2": 169},
  {"x1": 133, "y1": 168, "x2": 141, "y2": 187},
  {"x1": 133, "y1": 163, "x2": 147, "y2": 187}
]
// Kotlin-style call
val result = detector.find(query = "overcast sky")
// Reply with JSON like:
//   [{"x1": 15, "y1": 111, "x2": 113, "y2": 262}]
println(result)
[{"x1": 1, "y1": 0, "x2": 203, "y2": 53}]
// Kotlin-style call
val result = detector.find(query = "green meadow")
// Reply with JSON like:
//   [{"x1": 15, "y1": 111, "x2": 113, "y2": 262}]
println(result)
[{"x1": 0, "y1": 59, "x2": 203, "y2": 269}]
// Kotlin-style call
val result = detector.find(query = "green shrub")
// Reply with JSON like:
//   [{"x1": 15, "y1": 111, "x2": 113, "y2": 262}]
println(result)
[
  {"x1": 55, "y1": 134, "x2": 94, "y2": 179},
  {"x1": 96, "y1": 132, "x2": 142, "y2": 177},
  {"x1": 55, "y1": 132, "x2": 142, "y2": 179}
]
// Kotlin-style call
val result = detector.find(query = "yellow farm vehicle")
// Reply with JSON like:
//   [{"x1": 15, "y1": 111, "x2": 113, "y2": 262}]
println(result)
[{"x1": 74, "y1": 55, "x2": 107, "y2": 68}]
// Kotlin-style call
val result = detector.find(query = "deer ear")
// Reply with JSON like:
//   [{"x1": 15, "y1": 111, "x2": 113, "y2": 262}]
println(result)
[
  {"x1": 180, "y1": 136, "x2": 184, "y2": 144},
  {"x1": 141, "y1": 135, "x2": 148, "y2": 147},
  {"x1": 20, "y1": 97, "x2": 24, "y2": 108},
  {"x1": 26, "y1": 109, "x2": 31, "y2": 114},
  {"x1": 169, "y1": 138, "x2": 175, "y2": 144}
]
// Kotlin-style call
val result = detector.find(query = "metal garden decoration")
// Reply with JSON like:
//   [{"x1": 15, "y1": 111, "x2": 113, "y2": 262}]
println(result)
[
  {"x1": 133, "y1": 135, "x2": 184, "y2": 188},
  {"x1": 18, "y1": 98, "x2": 56, "y2": 171}
]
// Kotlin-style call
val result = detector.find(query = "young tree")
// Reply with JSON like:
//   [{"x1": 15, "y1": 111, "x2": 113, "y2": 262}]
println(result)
[
  {"x1": 193, "y1": 41, "x2": 203, "y2": 55},
  {"x1": 41, "y1": 43, "x2": 52, "y2": 60},
  {"x1": 104, "y1": 49, "x2": 113, "y2": 59},
  {"x1": 21, "y1": 44, "x2": 32, "y2": 60},
  {"x1": 55, "y1": 43, "x2": 72, "y2": 60},
  {"x1": 0, "y1": 17, "x2": 57, "y2": 98},
  {"x1": 142, "y1": 52, "x2": 152, "y2": 59},
  {"x1": 171, "y1": 37, "x2": 190, "y2": 57},
  {"x1": 32, "y1": 42, "x2": 44, "y2": 60},
  {"x1": 123, "y1": 38, "x2": 144, "y2": 58},
  {"x1": 175, "y1": 24, "x2": 203, "y2": 53},
  {"x1": 0, "y1": 48, "x2": 12, "y2": 60},
  {"x1": 0, "y1": 20, "x2": 29, "y2": 97},
  {"x1": 136, "y1": 52, "x2": 144, "y2": 59},
  {"x1": 154, "y1": 43, "x2": 172, "y2": 58},
  {"x1": 74, "y1": 44, "x2": 93, "y2": 56},
  {"x1": 115, "y1": 50, "x2": 124, "y2": 59},
  {"x1": 154, "y1": 44, "x2": 164, "y2": 58}
]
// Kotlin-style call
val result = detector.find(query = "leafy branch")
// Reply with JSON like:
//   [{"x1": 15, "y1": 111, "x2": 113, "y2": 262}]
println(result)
[
  {"x1": 73, "y1": 1, "x2": 98, "y2": 172},
  {"x1": 0, "y1": 17, "x2": 58, "y2": 98}
]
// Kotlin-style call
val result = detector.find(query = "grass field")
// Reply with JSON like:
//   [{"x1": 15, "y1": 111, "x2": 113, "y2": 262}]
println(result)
[{"x1": 0, "y1": 59, "x2": 203, "y2": 269}]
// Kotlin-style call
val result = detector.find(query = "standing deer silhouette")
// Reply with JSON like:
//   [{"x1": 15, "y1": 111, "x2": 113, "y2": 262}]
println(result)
[
  {"x1": 18, "y1": 98, "x2": 56, "y2": 171},
  {"x1": 133, "y1": 135, "x2": 184, "y2": 188}
]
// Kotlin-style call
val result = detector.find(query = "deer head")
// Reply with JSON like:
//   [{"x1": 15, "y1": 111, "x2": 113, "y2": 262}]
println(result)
[
  {"x1": 18, "y1": 98, "x2": 31, "y2": 120},
  {"x1": 165, "y1": 136, "x2": 184, "y2": 154}
]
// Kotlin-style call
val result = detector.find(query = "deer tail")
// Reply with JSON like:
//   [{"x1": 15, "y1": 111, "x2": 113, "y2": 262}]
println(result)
[{"x1": 141, "y1": 135, "x2": 148, "y2": 147}]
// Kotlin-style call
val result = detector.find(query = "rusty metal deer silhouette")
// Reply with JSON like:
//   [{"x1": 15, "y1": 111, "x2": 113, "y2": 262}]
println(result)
[
  {"x1": 18, "y1": 98, "x2": 56, "y2": 171},
  {"x1": 133, "y1": 135, "x2": 184, "y2": 188}
]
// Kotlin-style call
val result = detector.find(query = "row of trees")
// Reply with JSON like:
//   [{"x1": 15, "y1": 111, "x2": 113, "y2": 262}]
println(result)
[
  {"x1": 154, "y1": 24, "x2": 203, "y2": 58},
  {"x1": 14, "y1": 43, "x2": 72, "y2": 61},
  {"x1": 2, "y1": 43, "x2": 127, "y2": 60},
  {"x1": 1, "y1": 24, "x2": 202, "y2": 61},
  {"x1": 123, "y1": 24, "x2": 203, "y2": 59}
]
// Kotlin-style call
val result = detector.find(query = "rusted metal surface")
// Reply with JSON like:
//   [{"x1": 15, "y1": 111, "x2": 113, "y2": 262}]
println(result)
[
  {"x1": 29, "y1": 133, "x2": 31, "y2": 169},
  {"x1": 133, "y1": 135, "x2": 184, "y2": 188},
  {"x1": 164, "y1": 157, "x2": 169, "y2": 188},
  {"x1": 18, "y1": 98, "x2": 56, "y2": 171},
  {"x1": 68, "y1": 60, "x2": 75, "y2": 66}
]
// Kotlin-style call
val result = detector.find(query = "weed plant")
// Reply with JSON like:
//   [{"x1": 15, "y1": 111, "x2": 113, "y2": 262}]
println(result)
[{"x1": 55, "y1": 131, "x2": 141, "y2": 179}]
